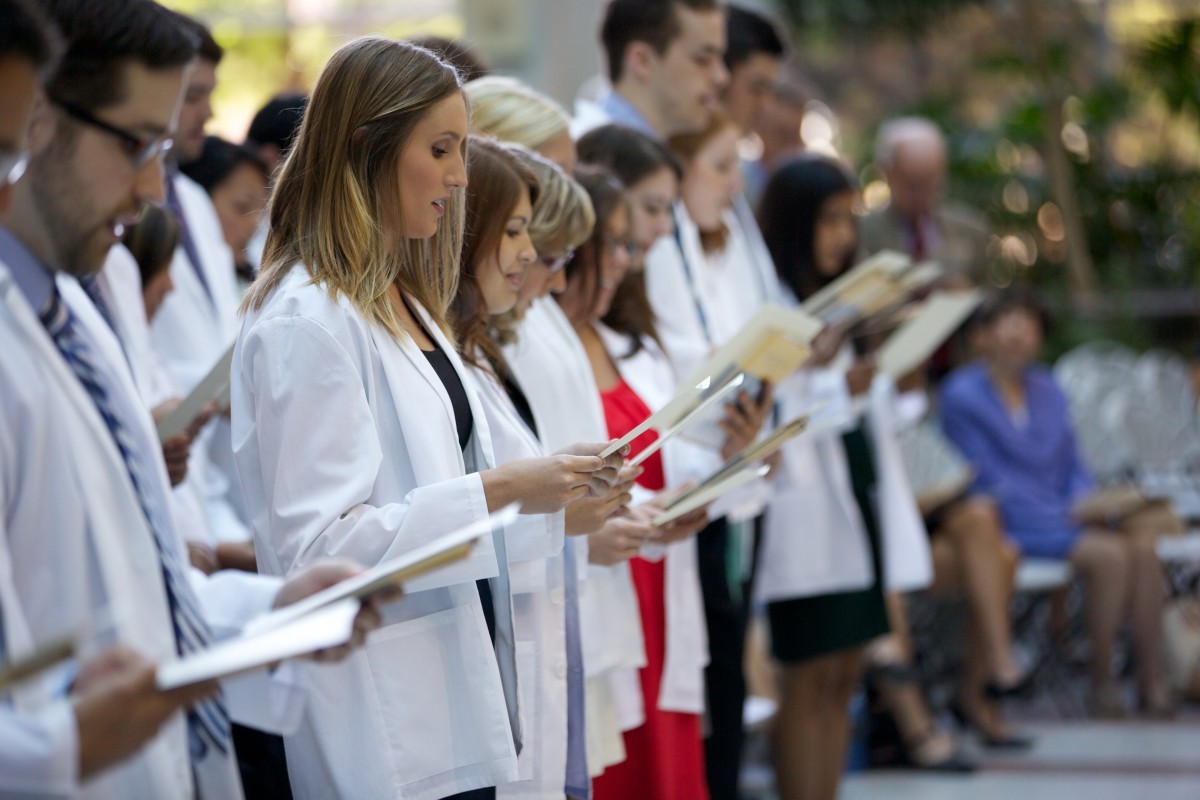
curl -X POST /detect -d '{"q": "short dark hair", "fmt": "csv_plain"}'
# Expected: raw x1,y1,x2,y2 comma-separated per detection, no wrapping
176,13,223,64
973,286,1054,337
576,124,682,186
408,35,489,83
724,4,784,71
601,0,722,83
245,93,308,153
123,203,179,288
181,135,269,194
41,0,197,112
0,0,63,77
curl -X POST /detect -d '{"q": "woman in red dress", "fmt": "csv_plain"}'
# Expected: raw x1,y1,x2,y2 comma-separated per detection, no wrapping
558,165,711,800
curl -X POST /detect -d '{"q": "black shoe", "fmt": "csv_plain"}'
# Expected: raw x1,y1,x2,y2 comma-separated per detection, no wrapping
950,701,1035,750
984,669,1036,701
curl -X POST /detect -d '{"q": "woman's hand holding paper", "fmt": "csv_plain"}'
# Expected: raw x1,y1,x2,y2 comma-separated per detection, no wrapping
587,513,659,566
719,383,774,461
565,464,641,536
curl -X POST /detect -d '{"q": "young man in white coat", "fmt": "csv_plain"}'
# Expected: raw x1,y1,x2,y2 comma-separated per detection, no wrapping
147,16,253,554
584,3,776,797
0,1,382,795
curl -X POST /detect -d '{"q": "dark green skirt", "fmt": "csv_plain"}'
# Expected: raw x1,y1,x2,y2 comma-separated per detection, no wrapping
767,425,891,663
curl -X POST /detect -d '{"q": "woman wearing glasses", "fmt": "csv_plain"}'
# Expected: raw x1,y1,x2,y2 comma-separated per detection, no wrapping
232,39,621,799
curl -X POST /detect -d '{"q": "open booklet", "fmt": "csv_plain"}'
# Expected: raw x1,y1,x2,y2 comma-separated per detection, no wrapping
1071,485,1164,526
156,341,236,442
801,250,943,328
876,290,983,379
599,374,744,459
0,636,75,693
674,304,823,451
156,505,519,689
651,414,811,525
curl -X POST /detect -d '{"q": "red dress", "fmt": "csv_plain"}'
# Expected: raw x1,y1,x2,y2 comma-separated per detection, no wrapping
592,378,709,800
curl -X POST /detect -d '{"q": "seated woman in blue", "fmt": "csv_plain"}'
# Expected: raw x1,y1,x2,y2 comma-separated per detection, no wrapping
939,289,1173,718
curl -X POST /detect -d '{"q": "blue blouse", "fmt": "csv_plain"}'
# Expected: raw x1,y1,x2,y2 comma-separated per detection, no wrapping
939,362,1094,558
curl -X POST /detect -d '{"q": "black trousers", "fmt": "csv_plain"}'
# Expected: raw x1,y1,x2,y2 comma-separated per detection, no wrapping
696,517,757,800
442,789,496,799
232,724,293,800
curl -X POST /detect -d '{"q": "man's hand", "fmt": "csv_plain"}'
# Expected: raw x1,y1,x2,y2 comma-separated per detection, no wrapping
273,560,400,662
73,645,218,779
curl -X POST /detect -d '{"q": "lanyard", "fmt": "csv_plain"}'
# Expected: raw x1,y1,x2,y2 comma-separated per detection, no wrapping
671,205,716,346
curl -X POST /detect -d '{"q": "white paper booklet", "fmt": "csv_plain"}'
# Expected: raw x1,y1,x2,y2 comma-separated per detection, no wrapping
156,599,359,690
653,465,771,526
876,290,983,379
242,505,519,638
156,341,235,441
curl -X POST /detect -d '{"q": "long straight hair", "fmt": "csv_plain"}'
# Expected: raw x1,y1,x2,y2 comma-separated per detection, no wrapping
757,154,858,302
244,37,466,340
452,137,540,376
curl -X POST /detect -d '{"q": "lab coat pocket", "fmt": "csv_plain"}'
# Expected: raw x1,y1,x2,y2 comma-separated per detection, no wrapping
363,604,511,785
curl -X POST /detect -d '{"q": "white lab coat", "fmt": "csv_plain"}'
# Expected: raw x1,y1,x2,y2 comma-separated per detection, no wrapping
0,457,77,798
463,357,572,800
232,265,518,800
596,325,710,716
642,205,778,522
150,172,250,543
99,245,214,549
0,259,292,799
756,340,933,602
504,297,645,774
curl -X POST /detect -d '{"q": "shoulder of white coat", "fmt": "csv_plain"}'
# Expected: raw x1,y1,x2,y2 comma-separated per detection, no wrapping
241,266,373,357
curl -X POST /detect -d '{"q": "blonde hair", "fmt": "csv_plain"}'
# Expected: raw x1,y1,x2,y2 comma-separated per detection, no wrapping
244,37,466,340
464,76,569,152
518,149,595,257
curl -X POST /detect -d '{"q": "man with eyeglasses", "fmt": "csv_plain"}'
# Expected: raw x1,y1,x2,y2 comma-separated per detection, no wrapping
0,1,384,796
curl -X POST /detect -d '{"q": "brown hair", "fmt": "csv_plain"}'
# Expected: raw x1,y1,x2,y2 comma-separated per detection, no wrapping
243,37,466,341
452,137,540,377
668,110,737,253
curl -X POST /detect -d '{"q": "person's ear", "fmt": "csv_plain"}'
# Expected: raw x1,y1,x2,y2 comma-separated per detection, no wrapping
625,42,658,84
26,91,57,158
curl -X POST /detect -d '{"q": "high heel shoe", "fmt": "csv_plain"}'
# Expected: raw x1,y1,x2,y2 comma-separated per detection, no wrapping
950,701,1035,750
984,668,1036,701
899,726,977,773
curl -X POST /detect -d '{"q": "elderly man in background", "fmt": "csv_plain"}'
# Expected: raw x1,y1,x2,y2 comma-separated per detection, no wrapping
860,116,990,287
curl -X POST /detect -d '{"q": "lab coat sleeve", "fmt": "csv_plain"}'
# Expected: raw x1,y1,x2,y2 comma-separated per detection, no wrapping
238,316,489,578
0,701,78,798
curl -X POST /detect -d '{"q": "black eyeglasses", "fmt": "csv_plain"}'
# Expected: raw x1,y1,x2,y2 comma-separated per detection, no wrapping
51,96,173,168
538,249,573,273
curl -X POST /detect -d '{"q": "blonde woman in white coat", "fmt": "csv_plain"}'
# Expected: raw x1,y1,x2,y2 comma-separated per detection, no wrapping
233,40,621,800
467,79,654,779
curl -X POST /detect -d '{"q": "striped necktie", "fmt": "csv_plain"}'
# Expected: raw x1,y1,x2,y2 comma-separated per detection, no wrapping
39,286,231,759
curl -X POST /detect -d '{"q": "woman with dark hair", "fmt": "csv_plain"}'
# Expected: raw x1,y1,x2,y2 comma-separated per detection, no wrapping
181,135,269,286
452,138,618,800
757,154,956,799
122,204,180,323
561,166,712,800
942,288,1177,718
